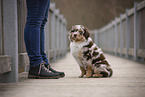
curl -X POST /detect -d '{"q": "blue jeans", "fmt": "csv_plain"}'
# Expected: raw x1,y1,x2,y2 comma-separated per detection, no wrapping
24,0,50,68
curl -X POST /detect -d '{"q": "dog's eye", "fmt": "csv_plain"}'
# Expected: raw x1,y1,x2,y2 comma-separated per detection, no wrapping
71,29,78,32
79,31,83,34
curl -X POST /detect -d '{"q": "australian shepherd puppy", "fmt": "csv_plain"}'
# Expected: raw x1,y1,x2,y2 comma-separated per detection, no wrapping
69,25,113,78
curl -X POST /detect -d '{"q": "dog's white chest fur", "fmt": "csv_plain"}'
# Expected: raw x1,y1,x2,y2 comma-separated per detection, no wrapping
70,38,92,54
70,38,92,67
70,42,85,54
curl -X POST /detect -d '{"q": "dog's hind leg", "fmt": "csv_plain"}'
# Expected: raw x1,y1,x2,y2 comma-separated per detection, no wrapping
93,68,103,78
100,66,113,77
107,67,113,77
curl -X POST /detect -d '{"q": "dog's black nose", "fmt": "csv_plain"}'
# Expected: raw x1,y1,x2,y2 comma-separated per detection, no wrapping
74,34,77,37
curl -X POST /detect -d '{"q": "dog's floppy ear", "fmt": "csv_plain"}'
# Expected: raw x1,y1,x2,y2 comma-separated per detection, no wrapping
83,26,90,40
68,32,73,42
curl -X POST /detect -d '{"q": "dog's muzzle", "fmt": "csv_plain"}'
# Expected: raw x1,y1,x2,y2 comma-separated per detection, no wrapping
74,34,77,38
72,34,78,39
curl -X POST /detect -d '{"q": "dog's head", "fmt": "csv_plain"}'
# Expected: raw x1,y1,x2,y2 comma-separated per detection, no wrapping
69,25,90,42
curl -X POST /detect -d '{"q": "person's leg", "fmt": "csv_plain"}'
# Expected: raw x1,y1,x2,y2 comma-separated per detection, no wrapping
40,0,50,65
24,0,49,68
24,0,60,79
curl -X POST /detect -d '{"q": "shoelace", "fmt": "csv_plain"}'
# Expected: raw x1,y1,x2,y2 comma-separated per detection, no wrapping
42,64,52,73
38,62,52,75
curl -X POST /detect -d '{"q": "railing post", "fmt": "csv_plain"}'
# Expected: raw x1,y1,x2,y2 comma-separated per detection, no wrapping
58,15,61,57
120,15,123,57
114,18,118,56
108,24,112,53
0,0,3,55
125,9,130,58
63,19,67,55
55,9,60,59
0,0,18,82
110,23,114,53
50,3,56,61
45,12,50,61
94,30,98,45
62,18,65,55
112,21,116,54
134,2,139,60
60,15,63,57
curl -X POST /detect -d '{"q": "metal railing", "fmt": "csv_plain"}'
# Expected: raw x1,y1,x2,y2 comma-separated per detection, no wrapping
17,1,67,60
0,0,67,82
0,0,3,55
94,1,145,62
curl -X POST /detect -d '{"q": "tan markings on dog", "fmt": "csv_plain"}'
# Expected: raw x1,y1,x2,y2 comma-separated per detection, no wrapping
93,74,103,78
85,66,92,78
79,66,86,78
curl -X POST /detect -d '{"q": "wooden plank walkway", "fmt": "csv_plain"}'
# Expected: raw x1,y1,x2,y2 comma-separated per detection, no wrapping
0,53,145,97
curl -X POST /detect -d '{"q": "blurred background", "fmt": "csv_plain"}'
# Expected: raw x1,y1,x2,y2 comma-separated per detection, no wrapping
51,0,143,30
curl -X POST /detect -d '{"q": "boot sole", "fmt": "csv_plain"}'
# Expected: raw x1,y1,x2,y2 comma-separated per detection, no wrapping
60,74,65,77
28,75,60,79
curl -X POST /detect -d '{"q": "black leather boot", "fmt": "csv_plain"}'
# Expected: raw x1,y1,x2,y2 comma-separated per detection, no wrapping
49,66,65,77
45,65,65,77
28,62,60,79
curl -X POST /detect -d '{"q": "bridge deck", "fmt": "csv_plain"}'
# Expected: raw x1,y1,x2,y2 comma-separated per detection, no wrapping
0,53,145,97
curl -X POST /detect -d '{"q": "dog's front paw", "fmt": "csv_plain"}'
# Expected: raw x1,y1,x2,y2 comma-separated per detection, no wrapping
84,74,92,78
92,74,102,78
79,75,84,78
